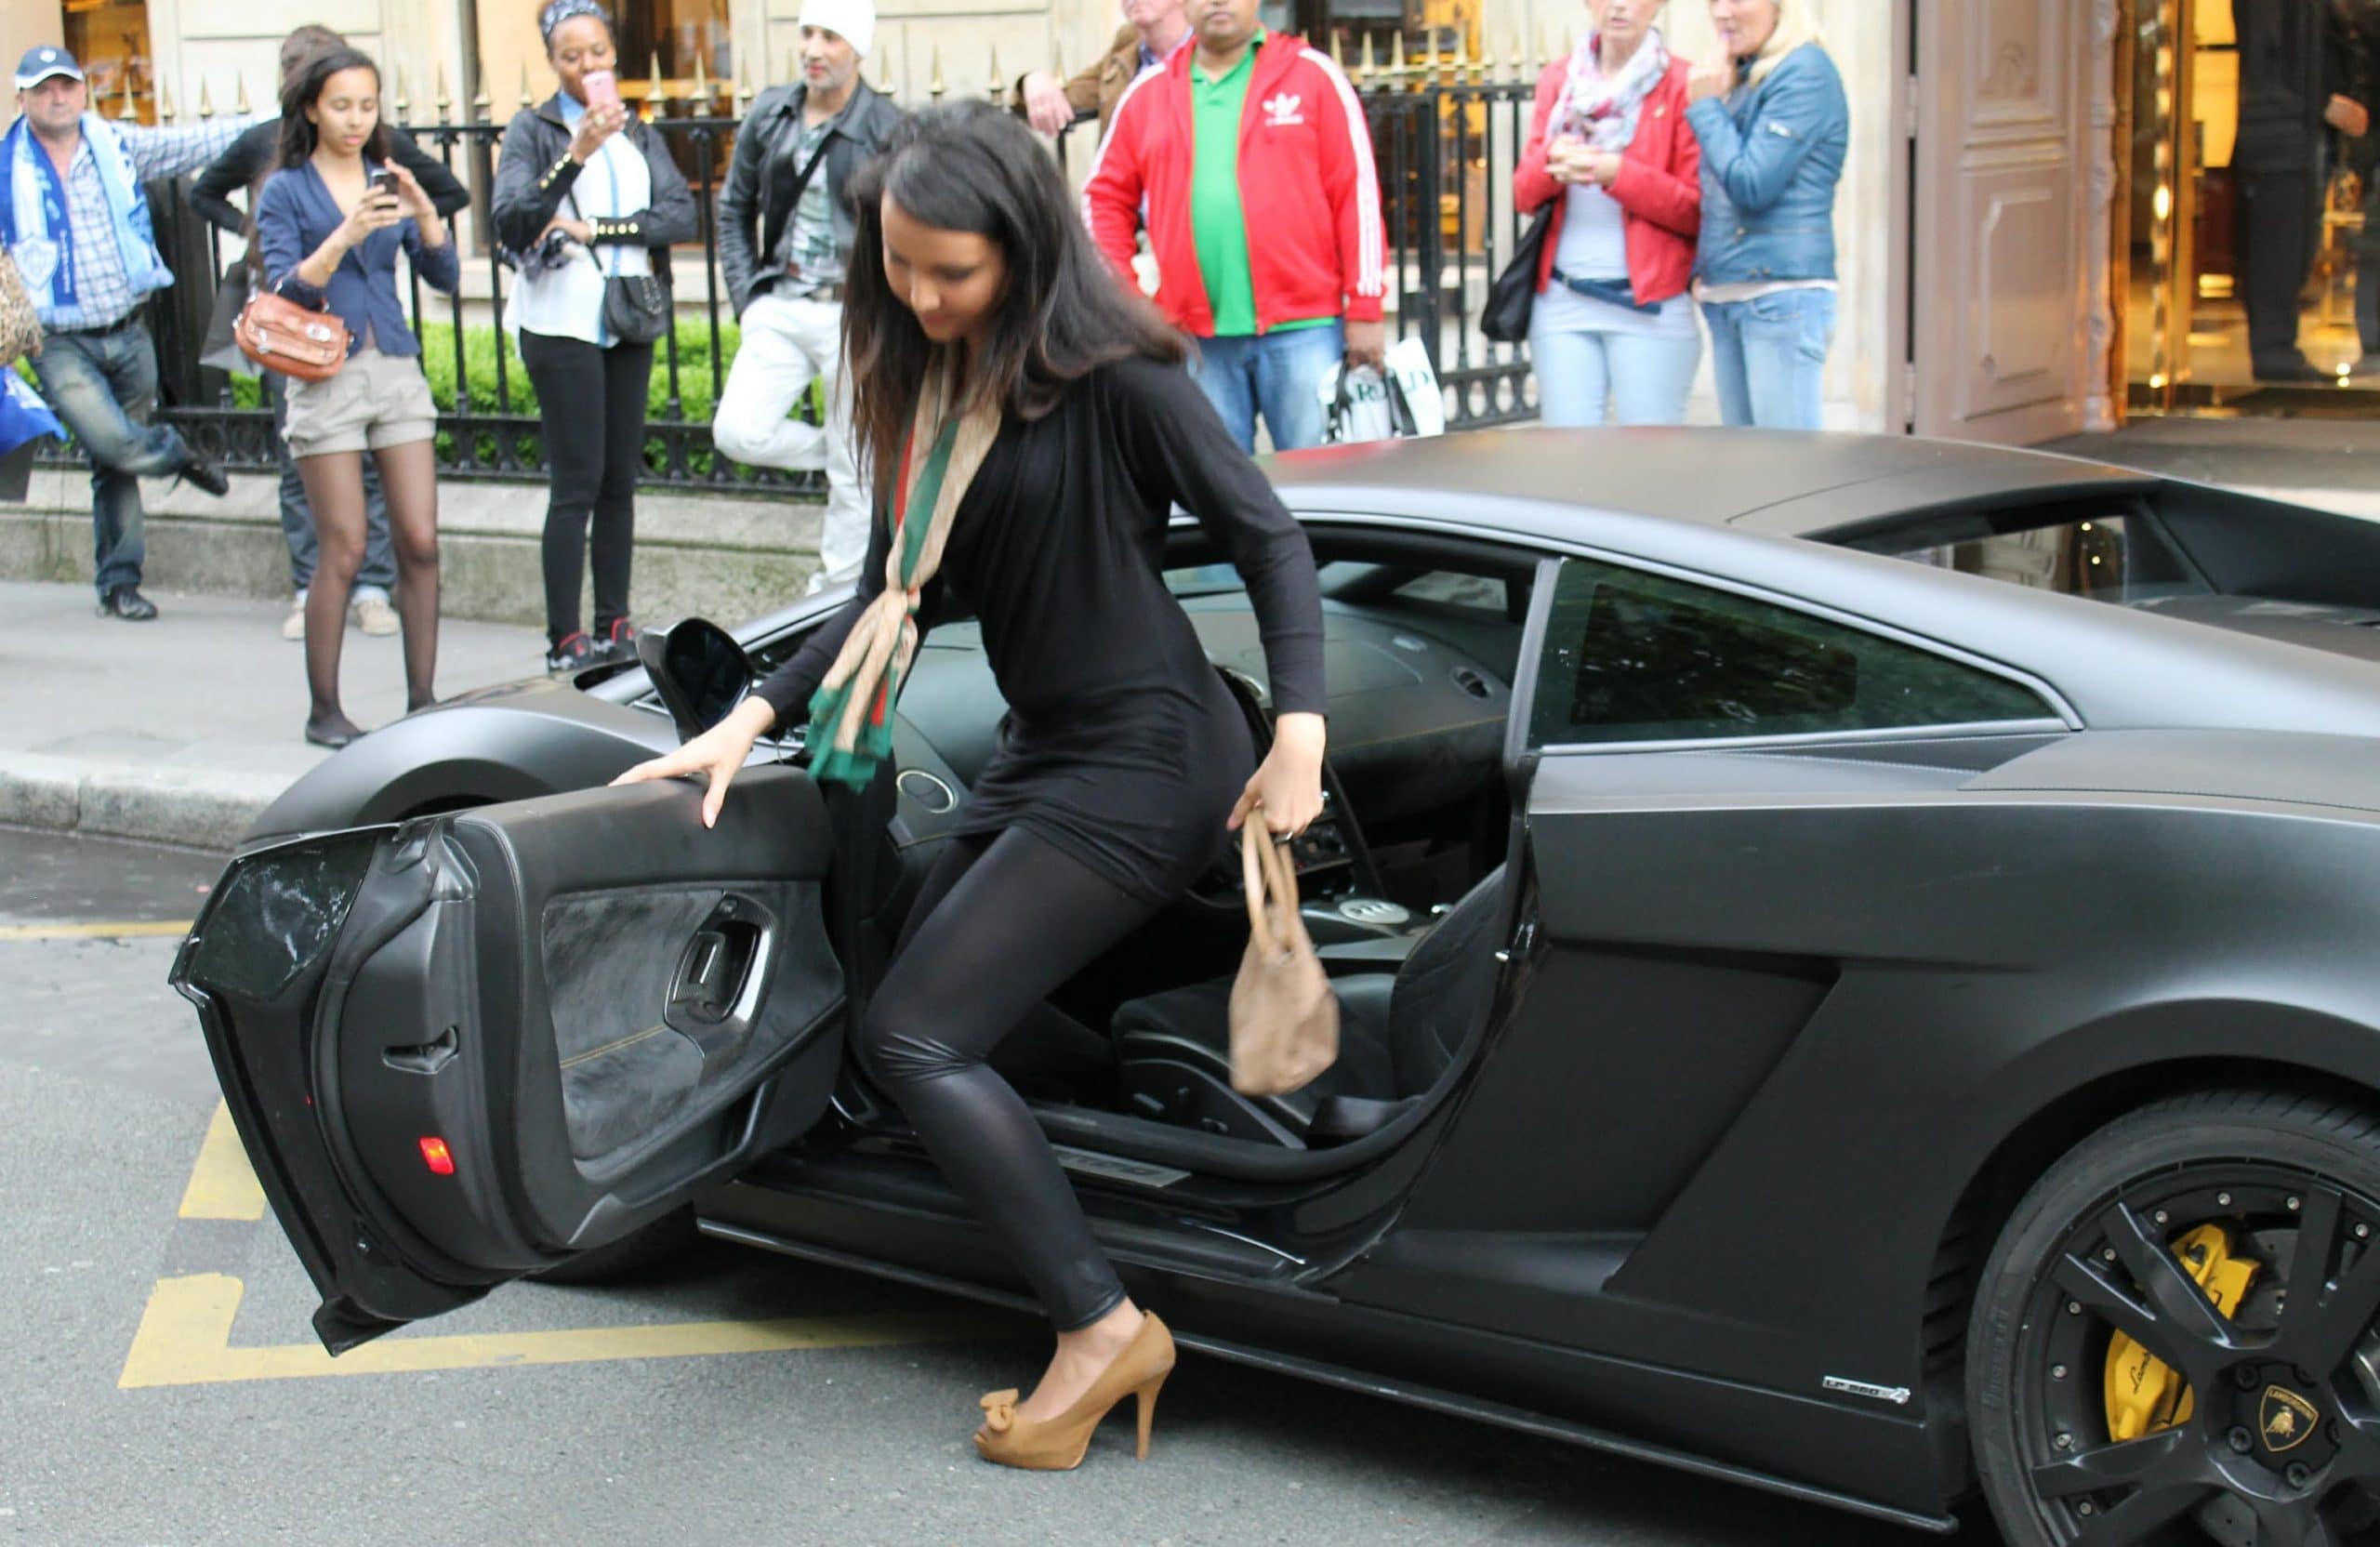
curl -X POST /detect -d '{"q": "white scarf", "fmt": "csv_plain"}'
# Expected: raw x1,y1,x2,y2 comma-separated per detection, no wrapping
1551,28,1672,152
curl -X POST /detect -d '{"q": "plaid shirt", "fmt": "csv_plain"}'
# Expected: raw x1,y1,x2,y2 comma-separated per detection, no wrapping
44,114,255,331
768,118,843,294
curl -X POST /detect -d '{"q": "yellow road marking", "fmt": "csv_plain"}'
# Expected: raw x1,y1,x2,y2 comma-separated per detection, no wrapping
119,1273,1003,1389
0,919,192,940
178,1102,267,1222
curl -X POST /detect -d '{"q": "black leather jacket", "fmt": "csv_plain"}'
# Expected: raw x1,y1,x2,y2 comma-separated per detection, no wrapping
718,80,903,317
490,94,697,261
2236,0,2368,174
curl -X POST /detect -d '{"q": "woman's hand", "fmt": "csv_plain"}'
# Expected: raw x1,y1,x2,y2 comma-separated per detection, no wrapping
610,696,778,828
1686,60,1733,104
1228,711,1327,837
543,217,596,245
1547,134,1589,183
1579,150,1623,187
333,186,403,252
385,162,437,222
569,101,629,164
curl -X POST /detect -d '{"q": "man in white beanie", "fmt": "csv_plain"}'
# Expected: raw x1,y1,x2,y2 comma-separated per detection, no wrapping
714,0,901,592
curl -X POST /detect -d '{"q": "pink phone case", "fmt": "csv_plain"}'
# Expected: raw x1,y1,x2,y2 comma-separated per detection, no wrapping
583,70,620,110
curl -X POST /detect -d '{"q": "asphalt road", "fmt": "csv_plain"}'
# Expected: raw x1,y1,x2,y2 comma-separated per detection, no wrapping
0,826,1985,1546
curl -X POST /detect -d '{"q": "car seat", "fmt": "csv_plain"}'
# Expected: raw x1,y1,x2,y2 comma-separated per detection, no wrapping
1111,865,1509,1146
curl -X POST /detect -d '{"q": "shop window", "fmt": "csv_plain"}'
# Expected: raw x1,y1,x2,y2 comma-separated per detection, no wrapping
64,0,155,123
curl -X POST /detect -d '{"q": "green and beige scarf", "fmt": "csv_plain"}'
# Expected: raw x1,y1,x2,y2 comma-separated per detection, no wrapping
804,350,1002,790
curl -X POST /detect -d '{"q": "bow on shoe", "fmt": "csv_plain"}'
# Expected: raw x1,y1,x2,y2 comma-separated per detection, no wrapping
977,1389,1020,1435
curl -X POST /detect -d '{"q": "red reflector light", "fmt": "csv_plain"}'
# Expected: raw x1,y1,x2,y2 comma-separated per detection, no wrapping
418,1136,456,1176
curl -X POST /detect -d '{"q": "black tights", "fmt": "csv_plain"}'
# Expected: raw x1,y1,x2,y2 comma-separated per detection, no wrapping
521,331,651,646
857,826,1158,1330
296,440,440,735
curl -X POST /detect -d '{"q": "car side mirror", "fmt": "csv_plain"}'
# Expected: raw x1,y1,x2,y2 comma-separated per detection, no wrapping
638,618,756,745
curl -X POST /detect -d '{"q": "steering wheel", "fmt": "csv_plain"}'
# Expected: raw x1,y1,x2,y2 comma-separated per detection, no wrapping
1182,668,1375,915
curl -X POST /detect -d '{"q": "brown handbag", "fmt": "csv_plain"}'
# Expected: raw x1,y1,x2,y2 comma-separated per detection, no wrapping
0,246,43,364
1227,812,1340,1097
235,286,350,381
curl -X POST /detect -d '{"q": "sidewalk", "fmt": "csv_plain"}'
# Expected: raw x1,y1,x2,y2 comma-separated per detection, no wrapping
0,580,547,851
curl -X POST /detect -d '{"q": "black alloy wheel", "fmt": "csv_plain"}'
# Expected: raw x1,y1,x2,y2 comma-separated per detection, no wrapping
1970,1091,2380,1547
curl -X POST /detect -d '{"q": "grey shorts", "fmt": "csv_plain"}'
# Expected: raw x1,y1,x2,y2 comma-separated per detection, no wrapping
281,346,439,457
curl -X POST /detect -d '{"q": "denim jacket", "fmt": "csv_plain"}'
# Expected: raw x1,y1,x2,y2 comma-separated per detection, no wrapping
1685,44,1848,286
256,162,460,358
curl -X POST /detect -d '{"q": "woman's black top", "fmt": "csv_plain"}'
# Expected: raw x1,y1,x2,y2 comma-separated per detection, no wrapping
756,355,1327,903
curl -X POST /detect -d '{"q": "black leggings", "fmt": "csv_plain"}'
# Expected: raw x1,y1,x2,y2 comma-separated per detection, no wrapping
520,329,652,646
857,826,1160,1330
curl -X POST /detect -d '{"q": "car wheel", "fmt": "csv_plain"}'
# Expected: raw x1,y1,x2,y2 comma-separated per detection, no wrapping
527,1206,700,1286
1969,1090,2380,1546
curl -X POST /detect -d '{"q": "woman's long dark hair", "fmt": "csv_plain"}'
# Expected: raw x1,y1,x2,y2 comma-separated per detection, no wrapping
277,46,390,170
843,102,1184,496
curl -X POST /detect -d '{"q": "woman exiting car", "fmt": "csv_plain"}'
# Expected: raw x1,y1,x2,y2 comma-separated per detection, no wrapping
615,103,1329,1469
1514,0,1702,427
1684,0,1848,430
495,0,695,673
255,46,458,747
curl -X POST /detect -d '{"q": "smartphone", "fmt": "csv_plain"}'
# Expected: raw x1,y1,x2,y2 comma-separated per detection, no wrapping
369,168,401,203
582,70,620,112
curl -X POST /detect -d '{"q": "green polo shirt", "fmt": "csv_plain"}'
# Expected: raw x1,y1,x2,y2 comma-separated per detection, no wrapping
1189,30,1332,337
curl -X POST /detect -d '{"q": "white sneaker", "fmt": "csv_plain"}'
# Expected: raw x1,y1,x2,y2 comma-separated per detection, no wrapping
352,594,399,636
281,598,307,641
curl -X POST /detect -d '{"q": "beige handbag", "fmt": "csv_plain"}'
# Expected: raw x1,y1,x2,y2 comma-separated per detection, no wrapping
1227,812,1340,1097
0,246,43,364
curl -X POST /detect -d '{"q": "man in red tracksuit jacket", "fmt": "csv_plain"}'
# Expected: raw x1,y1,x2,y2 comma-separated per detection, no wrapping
1081,0,1387,452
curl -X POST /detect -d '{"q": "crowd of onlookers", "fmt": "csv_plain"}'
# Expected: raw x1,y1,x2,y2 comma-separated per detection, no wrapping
0,0,1844,743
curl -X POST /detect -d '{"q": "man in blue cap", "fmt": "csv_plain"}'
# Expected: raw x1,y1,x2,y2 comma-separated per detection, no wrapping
4,45,257,619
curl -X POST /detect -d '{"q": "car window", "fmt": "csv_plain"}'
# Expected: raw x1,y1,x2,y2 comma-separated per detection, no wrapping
1849,510,2206,605
1527,558,2054,747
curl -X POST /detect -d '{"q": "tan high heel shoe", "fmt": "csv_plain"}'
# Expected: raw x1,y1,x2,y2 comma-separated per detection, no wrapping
972,1312,1176,1471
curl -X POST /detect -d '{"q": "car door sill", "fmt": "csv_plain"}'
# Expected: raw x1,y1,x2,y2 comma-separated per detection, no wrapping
695,1217,1954,1537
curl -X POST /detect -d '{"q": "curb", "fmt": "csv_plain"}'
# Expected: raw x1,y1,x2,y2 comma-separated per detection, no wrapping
0,751,278,853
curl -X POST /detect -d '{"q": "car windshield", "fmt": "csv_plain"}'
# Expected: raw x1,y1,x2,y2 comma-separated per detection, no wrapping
1847,509,2212,606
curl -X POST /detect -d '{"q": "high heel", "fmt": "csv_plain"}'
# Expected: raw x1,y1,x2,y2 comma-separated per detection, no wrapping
972,1312,1176,1471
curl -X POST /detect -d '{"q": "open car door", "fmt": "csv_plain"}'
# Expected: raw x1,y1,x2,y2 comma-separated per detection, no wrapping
170,766,844,1355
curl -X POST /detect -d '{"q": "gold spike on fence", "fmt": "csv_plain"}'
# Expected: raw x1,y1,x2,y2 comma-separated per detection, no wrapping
519,60,534,110
1387,32,1407,86
1356,33,1376,86
393,65,410,118
158,77,176,123
1509,30,1526,83
650,53,665,112
737,73,755,112
930,45,945,102
692,54,711,115
877,47,895,97
197,77,214,118
116,72,138,121
234,71,250,114
471,66,491,122
434,61,452,123
987,46,1003,109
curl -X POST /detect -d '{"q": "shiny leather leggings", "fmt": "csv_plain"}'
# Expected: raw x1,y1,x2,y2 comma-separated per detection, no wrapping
855,826,1157,1330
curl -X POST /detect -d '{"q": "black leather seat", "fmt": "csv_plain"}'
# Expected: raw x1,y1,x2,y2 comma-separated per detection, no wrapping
1113,866,1508,1146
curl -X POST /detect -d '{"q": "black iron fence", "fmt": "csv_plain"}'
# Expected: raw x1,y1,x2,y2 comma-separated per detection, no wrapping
128,75,1542,493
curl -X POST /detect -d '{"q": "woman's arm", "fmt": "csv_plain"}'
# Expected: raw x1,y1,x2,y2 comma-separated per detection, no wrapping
585,125,698,248
1513,66,1566,216
1116,359,1326,719
490,114,579,254
402,217,461,295
190,122,271,235
753,501,892,727
1608,77,1702,236
1685,49,1843,216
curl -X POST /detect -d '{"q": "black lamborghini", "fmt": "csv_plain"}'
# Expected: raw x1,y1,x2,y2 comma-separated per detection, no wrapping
175,429,2380,1545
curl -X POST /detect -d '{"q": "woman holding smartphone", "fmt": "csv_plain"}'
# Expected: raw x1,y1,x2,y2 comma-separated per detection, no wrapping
493,0,695,672
255,45,459,747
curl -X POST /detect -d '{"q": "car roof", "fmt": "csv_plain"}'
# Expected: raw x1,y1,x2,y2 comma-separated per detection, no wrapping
1262,427,2157,539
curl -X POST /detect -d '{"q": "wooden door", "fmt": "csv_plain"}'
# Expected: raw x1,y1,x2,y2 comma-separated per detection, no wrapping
1911,0,2096,442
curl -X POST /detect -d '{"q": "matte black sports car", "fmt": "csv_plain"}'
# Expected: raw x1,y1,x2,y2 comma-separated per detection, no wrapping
178,430,2380,1545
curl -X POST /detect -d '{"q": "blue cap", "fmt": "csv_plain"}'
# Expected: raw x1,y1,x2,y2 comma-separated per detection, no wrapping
14,46,85,90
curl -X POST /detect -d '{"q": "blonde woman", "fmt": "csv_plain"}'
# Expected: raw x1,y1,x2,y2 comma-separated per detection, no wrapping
1683,0,1846,429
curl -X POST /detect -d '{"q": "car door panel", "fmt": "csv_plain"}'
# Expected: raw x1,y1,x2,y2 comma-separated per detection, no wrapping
174,765,842,1354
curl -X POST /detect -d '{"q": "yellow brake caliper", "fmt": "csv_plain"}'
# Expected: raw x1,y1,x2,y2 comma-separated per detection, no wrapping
2103,1222,2258,1442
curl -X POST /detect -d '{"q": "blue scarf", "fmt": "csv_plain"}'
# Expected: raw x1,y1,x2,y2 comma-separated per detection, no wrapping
0,112,171,325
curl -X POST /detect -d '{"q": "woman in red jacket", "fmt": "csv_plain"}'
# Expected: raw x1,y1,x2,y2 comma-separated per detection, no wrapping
1513,0,1702,425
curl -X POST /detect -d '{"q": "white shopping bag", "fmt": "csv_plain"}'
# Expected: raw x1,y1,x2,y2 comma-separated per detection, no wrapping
1318,336,1448,445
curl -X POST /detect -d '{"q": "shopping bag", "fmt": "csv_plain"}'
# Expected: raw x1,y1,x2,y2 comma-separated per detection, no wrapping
1317,335,1447,445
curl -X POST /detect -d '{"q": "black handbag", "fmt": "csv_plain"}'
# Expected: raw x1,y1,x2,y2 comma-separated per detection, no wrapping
1480,205,1555,345
602,271,671,345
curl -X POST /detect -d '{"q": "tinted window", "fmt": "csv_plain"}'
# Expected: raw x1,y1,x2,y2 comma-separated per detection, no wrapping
1528,559,2053,746
1854,511,2204,604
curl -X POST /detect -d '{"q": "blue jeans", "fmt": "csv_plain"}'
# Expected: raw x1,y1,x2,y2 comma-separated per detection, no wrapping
1528,323,1702,427
1188,321,1345,454
30,321,192,597
269,374,394,596
1701,289,1835,430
